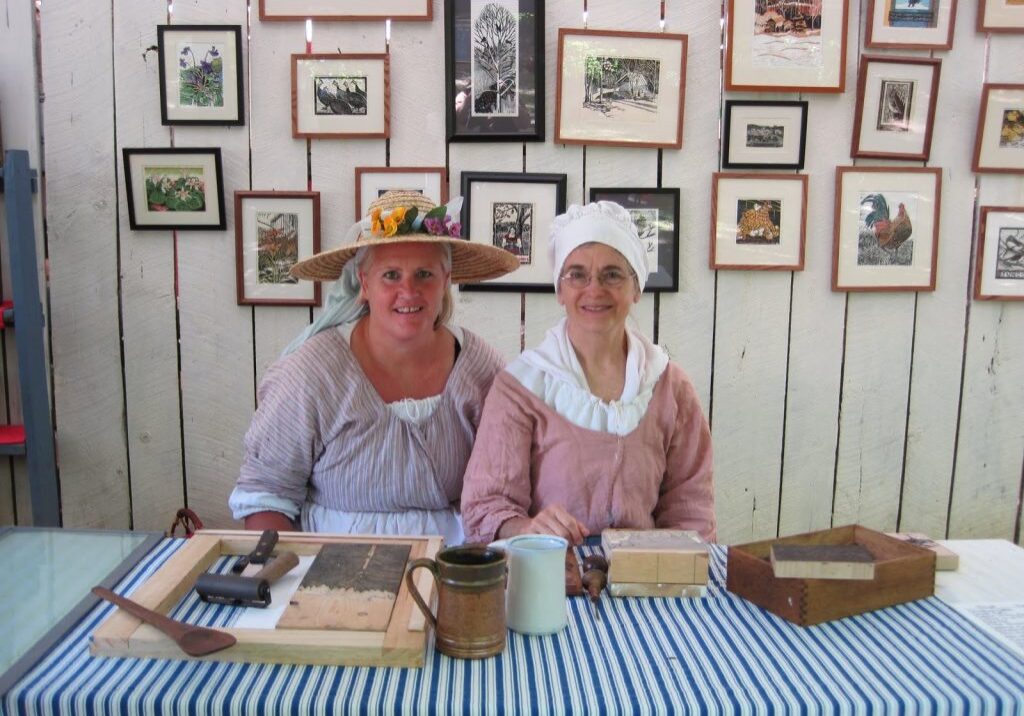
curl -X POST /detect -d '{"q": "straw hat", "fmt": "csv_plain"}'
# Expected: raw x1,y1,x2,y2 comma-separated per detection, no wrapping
290,190,520,283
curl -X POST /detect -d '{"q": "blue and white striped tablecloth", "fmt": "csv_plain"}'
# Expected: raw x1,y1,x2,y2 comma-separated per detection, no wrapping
4,540,1023,715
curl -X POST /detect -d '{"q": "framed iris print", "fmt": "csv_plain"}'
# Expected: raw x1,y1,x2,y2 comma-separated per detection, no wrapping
710,173,808,271
444,0,544,142
973,83,1024,173
977,0,1024,32
259,0,431,21
291,54,389,139
726,0,849,92
851,56,941,161
588,188,680,292
354,167,447,218
459,171,567,292
157,25,244,125
723,100,808,169
122,147,225,231
974,207,1024,300
865,0,957,49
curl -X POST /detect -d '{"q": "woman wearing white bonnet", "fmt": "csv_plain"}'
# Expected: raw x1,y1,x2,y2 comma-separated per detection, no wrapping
461,201,716,544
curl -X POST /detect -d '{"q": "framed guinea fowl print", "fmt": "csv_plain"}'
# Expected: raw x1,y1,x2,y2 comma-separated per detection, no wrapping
291,54,389,139
832,166,942,292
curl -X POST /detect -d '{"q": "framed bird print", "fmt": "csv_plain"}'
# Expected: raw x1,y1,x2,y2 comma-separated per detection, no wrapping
710,173,808,271
972,83,1024,173
589,187,681,291
291,53,389,139
832,166,942,291
865,0,957,49
974,206,1024,300
851,55,941,161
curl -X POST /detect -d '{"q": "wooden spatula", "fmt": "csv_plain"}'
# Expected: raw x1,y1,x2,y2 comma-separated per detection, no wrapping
92,586,237,657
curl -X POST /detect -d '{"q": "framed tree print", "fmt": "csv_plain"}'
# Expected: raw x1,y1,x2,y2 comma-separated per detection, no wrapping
235,191,322,306
589,188,680,291
710,173,808,271
157,25,244,125
973,83,1024,173
459,171,567,292
851,56,941,161
974,207,1024,300
444,0,544,142
832,166,942,291
977,0,1024,32
291,54,389,139
259,0,431,21
865,0,957,49
555,28,687,149
354,167,447,218
723,100,808,169
726,0,849,92
122,147,225,231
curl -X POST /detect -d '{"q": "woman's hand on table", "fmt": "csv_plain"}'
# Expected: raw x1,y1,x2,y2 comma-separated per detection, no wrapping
499,506,589,545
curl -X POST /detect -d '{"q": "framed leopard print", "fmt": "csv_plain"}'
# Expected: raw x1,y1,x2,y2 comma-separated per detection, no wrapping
710,173,808,271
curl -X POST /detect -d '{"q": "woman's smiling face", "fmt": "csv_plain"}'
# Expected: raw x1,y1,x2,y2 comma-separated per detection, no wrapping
557,243,640,335
359,243,450,341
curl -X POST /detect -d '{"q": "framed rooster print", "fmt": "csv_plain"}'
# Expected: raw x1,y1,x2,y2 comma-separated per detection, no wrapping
851,55,941,161
974,206,1024,300
832,166,942,292
710,173,808,271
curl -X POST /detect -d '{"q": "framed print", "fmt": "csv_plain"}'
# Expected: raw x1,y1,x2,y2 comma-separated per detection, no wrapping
726,0,849,92
710,173,808,271
832,166,942,292
851,56,941,161
235,191,322,306
259,0,431,21
157,25,244,125
974,207,1024,300
972,83,1024,173
588,188,680,291
723,100,808,169
354,167,447,218
122,147,225,231
459,171,567,292
865,0,957,49
555,28,687,149
445,0,544,142
291,54,389,139
978,0,1024,32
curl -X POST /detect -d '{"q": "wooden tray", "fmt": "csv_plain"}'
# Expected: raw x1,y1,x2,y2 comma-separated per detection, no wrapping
90,529,442,667
726,524,935,626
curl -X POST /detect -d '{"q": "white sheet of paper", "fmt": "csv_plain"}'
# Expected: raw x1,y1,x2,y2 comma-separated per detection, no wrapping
232,555,315,630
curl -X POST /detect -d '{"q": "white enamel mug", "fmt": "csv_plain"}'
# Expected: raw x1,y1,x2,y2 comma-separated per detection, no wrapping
489,534,568,636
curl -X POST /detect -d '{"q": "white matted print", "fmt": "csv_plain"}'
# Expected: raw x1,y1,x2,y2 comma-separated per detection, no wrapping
866,0,957,49
711,173,807,271
260,0,431,21
975,207,1024,300
723,100,807,169
354,167,447,218
122,147,225,231
973,83,1024,173
978,0,1024,31
852,56,940,161
292,54,389,138
157,25,244,125
833,167,941,291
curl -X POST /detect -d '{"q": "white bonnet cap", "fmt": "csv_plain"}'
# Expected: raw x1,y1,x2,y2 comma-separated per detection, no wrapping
548,201,649,292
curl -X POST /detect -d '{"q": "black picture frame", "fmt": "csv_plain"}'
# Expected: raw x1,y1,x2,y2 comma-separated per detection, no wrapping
444,0,544,142
460,171,567,291
589,188,680,292
722,100,808,170
157,25,244,126
122,147,226,231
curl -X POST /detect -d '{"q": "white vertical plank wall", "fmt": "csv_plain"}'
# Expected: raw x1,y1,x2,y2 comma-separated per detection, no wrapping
2,0,1020,544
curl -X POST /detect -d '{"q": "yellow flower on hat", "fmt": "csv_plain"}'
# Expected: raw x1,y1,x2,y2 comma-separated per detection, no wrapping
382,215,399,237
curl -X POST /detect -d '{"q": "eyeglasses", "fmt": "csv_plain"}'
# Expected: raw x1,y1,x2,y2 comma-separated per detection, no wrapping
558,267,636,290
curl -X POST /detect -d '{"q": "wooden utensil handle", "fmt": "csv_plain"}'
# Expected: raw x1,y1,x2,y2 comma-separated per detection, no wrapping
92,586,189,640
252,551,299,584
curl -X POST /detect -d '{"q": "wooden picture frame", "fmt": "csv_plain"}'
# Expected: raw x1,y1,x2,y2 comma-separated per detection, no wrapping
90,530,441,666
974,206,1024,301
122,147,225,231
977,0,1024,32
589,187,680,292
354,167,448,218
235,191,322,306
259,0,431,21
291,54,389,139
865,0,957,49
710,173,808,271
832,166,942,292
555,28,687,149
972,83,1024,173
459,171,567,292
726,0,849,93
851,55,941,161
723,100,808,170
157,25,244,126
445,0,544,142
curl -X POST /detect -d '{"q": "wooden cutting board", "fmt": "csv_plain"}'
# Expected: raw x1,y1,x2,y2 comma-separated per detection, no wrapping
278,542,411,631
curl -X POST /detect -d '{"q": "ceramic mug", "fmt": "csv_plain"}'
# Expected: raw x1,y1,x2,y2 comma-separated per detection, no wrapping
405,544,507,659
490,534,568,635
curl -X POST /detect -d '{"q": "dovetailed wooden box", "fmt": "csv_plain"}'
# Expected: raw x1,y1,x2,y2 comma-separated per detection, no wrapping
726,525,935,626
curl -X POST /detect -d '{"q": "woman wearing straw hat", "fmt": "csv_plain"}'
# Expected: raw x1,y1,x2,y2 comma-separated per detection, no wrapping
461,201,716,544
229,191,519,543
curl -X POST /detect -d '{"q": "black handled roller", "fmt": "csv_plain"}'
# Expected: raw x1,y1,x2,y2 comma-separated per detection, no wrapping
195,551,299,608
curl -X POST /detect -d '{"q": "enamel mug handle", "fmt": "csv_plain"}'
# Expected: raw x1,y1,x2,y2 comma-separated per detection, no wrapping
405,558,439,630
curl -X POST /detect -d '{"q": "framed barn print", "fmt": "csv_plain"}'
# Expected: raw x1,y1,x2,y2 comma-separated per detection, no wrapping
122,147,225,231
851,56,941,161
445,0,544,142
157,25,244,125
726,0,849,92
589,187,680,291
259,0,431,21
978,0,1024,32
235,191,322,306
459,171,567,292
974,207,1024,300
354,167,447,218
832,166,942,291
723,100,808,169
710,173,807,271
865,0,957,49
291,54,389,139
972,83,1024,173
555,28,687,149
